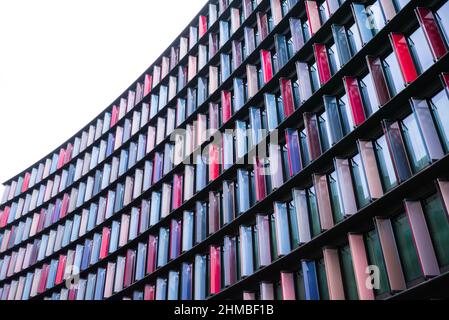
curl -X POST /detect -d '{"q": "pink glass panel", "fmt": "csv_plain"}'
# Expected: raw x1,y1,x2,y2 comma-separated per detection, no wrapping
280,272,296,300
366,56,391,106
305,0,321,35
358,140,384,199
323,248,345,300
334,158,358,216
210,245,221,294
404,200,440,278
313,174,335,230
348,234,375,300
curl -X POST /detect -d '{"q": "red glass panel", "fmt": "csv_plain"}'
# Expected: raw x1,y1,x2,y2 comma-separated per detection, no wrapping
172,174,183,210
261,50,274,83
253,157,267,201
55,255,67,285
21,172,31,193
0,206,9,227
416,7,448,60
313,44,332,85
210,245,221,294
280,78,295,117
38,264,50,294
111,105,119,127
390,33,419,84
199,15,208,38
68,288,76,300
144,74,152,96
144,285,155,300
100,227,111,260
221,91,232,123
209,143,220,181
344,77,366,126
146,235,158,275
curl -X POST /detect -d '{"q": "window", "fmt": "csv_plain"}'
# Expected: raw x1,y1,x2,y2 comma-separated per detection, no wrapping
318,0,330,24
337,94,355,135
299,129,311,167
392,213,423,283
309,62,321,92
360,74,380,117
365,230,390,296
288,201,301,249
430,90,449,152
422,194,449,268
382,52,405,96
350,154,371,208
296,269,307,300
393,0,410,11
367,1,386,31
408,27,434,73
339,245,359,300
400,114,430,173
374,136,398,192
347,23,363,55
328,43,341,74
318,112,332,152
307,187,321,238
316,257,330,300
436,1,449,44
328,171,345,223
302,19,312,42
352,1,384,44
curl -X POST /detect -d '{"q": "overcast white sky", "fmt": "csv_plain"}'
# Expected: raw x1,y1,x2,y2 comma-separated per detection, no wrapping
0,0,207,193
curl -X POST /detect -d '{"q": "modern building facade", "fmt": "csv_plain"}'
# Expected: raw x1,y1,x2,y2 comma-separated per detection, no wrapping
1,0,449,301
